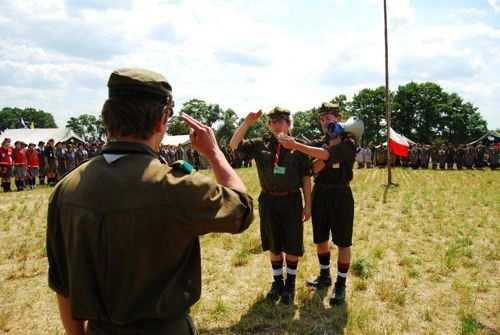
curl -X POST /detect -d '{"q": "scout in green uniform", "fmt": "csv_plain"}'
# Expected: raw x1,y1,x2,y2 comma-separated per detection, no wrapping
278,102,359,306
488,144,499,170
455,145,465,170
430,145,439,169
46,68,254,335
229,107,312,305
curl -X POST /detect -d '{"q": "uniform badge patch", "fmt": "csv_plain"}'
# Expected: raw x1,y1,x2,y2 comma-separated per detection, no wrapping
273,166,286,175
170,160,193,174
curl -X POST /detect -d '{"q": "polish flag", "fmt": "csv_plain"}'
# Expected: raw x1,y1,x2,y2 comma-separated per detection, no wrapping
389,127,409,157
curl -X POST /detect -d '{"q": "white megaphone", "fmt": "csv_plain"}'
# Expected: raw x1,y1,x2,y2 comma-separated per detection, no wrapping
340,116,364,141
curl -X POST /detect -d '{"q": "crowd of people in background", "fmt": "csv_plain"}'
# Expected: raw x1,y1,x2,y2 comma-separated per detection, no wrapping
0,137,104,192
2,136,498,193
220,146,253,169
159,145,201,170
356,142,500,170
160,145,253,169
0,137,209,192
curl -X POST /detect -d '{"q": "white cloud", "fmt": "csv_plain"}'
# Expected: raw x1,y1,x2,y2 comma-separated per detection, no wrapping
488,0,500,12
367,0,416,25
456,7,487,17
0,0,499,129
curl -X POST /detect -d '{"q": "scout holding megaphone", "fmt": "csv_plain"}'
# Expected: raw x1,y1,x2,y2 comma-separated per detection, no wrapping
278,102,364,306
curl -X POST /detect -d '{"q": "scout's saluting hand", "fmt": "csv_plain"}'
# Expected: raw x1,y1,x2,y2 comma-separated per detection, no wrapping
181,113,220,157
245,109,263,125
181,112,247,193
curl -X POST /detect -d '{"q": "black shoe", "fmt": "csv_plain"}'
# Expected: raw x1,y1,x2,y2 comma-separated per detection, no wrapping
329,283,346,306
281,279,295,305
306,274,332,289
266,279,284,302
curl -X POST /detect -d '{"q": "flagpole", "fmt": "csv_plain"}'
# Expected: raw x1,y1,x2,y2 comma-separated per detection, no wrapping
384,0,393,186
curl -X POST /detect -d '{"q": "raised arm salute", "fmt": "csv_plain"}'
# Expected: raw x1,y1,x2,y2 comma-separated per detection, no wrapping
229,109,262,150
230,107,312,305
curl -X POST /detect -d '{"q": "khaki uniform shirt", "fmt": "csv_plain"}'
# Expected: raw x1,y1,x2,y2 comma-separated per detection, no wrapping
47,141,253,328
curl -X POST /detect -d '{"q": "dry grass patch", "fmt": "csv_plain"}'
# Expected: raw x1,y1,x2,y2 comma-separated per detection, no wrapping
0,167,499,334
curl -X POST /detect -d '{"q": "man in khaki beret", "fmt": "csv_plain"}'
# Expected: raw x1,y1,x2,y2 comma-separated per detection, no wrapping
46,68,254,334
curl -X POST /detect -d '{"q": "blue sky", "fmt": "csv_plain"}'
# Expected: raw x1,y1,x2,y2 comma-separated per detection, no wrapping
0,0,499,129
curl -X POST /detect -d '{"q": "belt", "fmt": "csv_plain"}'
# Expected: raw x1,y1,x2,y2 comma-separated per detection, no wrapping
261,188,300,196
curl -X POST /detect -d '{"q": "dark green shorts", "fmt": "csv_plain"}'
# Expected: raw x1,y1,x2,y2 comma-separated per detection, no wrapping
258,192,304,256
311,185,354,247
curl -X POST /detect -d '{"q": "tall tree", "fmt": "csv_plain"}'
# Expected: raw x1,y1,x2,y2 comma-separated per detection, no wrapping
291,108,322,141
167,99,228,136
179,99,222,127
66,114,104,142
351,87,387,145
392,82,487,144
0,107,57,131
167,114,189,135
331,94,353,118
216,108,238,145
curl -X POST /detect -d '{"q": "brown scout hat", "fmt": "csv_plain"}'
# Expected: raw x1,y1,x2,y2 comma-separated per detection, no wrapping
107,68,173,106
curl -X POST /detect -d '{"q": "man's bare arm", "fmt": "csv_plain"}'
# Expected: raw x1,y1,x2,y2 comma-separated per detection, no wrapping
278,136,330,161
229,110,262,151
302,176,312,222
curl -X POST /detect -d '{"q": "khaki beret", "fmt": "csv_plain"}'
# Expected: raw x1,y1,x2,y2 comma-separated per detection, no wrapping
107,68,172,103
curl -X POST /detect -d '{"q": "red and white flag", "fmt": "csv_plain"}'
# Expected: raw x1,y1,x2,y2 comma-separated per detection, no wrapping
389,127,409,157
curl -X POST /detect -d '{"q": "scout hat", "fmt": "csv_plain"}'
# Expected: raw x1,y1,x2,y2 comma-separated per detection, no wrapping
319,102,341,116
107,68,174,108
267,106,291,120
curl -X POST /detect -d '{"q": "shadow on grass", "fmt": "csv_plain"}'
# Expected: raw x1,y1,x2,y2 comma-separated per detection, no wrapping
382,182,398,204
199,287,348,335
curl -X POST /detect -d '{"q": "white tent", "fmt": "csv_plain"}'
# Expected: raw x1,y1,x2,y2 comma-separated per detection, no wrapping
0,128,84,144
161,134,190,146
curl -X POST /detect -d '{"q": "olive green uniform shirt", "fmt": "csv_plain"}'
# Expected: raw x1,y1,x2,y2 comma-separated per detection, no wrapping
46,142,253,328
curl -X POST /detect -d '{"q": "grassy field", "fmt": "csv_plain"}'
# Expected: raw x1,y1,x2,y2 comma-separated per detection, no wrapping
0,167,498,334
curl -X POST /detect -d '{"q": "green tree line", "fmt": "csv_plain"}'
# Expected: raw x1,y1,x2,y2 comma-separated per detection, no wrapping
1,82,489,145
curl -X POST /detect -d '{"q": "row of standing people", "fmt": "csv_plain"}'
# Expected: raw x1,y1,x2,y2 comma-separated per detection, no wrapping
356,143,499,170
159,145,201,170
0,138,103,192
221,146,253,168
